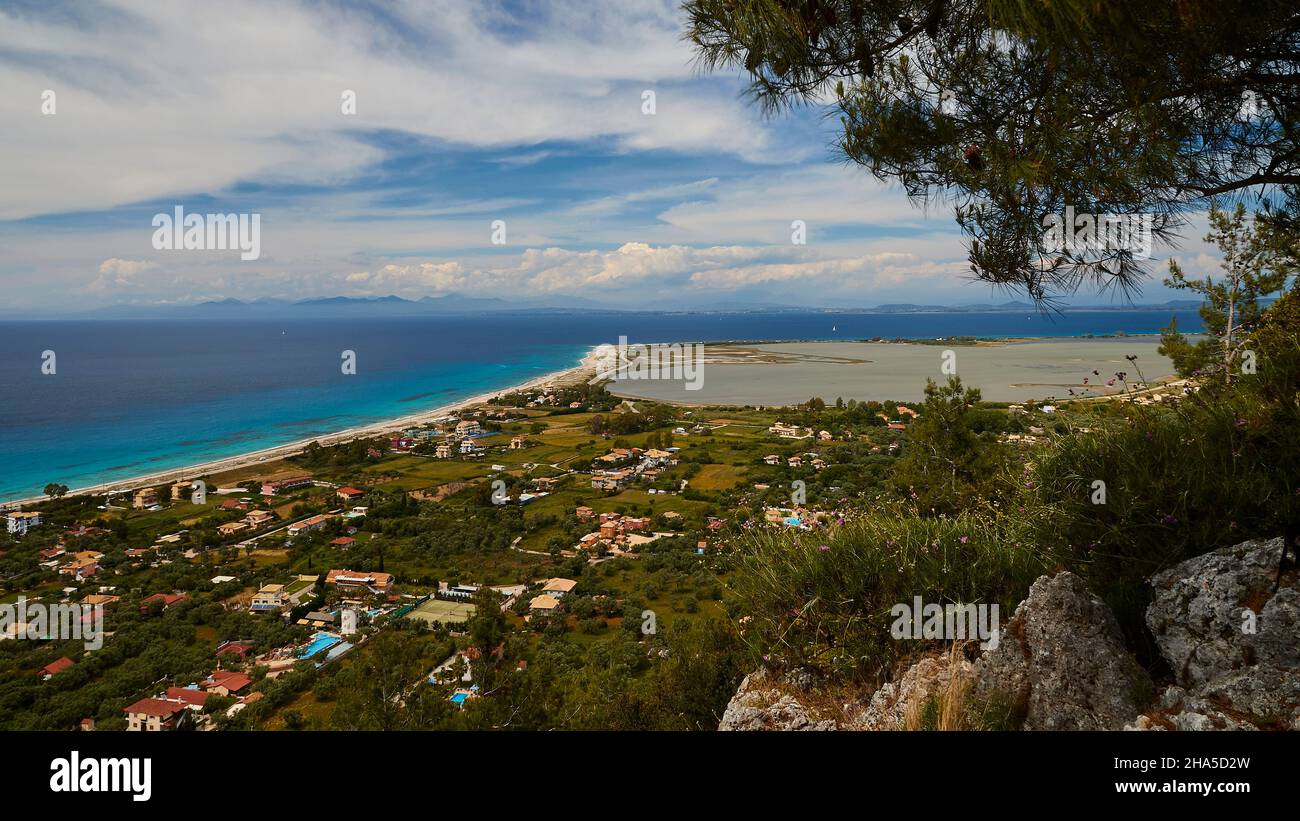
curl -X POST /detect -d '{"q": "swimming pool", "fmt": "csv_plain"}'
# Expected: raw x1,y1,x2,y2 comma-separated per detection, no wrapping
298,632,341,658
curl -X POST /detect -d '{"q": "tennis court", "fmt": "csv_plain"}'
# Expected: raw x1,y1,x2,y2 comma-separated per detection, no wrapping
405,597,476,626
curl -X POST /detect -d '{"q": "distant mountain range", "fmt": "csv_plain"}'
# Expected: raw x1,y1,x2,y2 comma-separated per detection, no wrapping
5,295,1213,320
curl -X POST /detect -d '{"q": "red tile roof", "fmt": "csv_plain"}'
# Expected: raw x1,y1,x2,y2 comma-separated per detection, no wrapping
40,657,75,677
123,697,187,718
142,592,186,607
206,670,252,693
165,687,209,707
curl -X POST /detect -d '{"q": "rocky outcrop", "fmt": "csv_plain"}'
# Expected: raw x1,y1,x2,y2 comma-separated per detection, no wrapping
1129,537,1299,730
720,538,1298,732
718,669,836,731
846,653,973,730
973,571,1152,730
722,572,1151,731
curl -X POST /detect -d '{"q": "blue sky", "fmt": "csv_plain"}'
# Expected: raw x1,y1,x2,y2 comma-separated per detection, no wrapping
0,0,1210,313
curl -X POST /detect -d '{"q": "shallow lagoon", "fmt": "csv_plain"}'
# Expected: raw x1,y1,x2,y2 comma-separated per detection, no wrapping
610,338,1177,405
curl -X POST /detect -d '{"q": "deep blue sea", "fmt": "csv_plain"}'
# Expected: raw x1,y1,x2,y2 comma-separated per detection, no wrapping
0,310,1201,501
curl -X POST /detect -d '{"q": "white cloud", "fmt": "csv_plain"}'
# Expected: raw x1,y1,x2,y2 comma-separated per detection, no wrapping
87,258,157,292
334,241,968,302
97,258,157,277
0,0,775,221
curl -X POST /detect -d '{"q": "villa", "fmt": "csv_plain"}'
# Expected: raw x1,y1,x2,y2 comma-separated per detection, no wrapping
132,487,160,509
325,568,393,596
5,511,43,535
260,476,313,496
123,697,190,731
249,584,287,613
336,486,365,502
591,468,633,491
140,592,186,613
642,448,674,466
529,594,561,616
204,670,252,697
287,514,331,538
59,551,103,581
769,422,811,439
40,657,75,680
244,509,276,527
217,521,249,537
542,578,577,598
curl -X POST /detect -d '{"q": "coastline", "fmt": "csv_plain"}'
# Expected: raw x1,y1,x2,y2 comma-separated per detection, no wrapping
1,332,1186,509
1,350,599,509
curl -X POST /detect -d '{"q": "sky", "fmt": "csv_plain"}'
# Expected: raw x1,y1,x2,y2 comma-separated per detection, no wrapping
0,0,1217,314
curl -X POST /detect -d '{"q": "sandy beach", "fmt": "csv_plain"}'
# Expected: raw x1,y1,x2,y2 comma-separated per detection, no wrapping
1,352,599,509
3,336,1179,509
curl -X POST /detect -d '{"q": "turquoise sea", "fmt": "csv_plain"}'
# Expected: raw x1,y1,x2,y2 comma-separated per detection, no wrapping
0,310,1202,502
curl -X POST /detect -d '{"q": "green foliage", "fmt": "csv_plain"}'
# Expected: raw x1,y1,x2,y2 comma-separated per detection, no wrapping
891,377,1009,515
1160,203,1297,379
685,0,1299,300
730,506,1053,681
1038,289,1300,659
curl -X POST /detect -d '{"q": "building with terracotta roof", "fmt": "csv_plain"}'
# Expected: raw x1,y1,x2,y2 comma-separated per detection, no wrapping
140,592,186,614
261,476,313,496
325,568,393,595
204,670,252,697
529,594,561,615
40,657,75,680
123,697,189,731
542,578,577,597
165,686,209,709
287,514,332,538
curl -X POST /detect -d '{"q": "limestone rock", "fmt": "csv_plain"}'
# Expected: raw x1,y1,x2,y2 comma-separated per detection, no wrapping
718,670,836,731
1140,538,1300,729
847,653,973,730
1146,537,1295,689
973,571,1152,730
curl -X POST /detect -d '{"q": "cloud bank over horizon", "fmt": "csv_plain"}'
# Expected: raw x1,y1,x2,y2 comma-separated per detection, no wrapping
0,0,1208,312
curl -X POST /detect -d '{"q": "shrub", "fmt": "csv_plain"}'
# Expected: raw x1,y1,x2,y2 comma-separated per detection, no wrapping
729,503,1055,682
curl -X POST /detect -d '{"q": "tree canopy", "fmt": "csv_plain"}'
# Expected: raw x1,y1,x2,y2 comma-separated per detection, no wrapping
685,0,1300,301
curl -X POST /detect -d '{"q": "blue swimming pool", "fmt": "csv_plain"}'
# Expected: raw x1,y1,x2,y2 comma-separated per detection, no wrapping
298,632,341,658
450,692,469,705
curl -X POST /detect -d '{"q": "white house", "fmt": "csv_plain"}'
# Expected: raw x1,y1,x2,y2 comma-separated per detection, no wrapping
5,511,43,535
